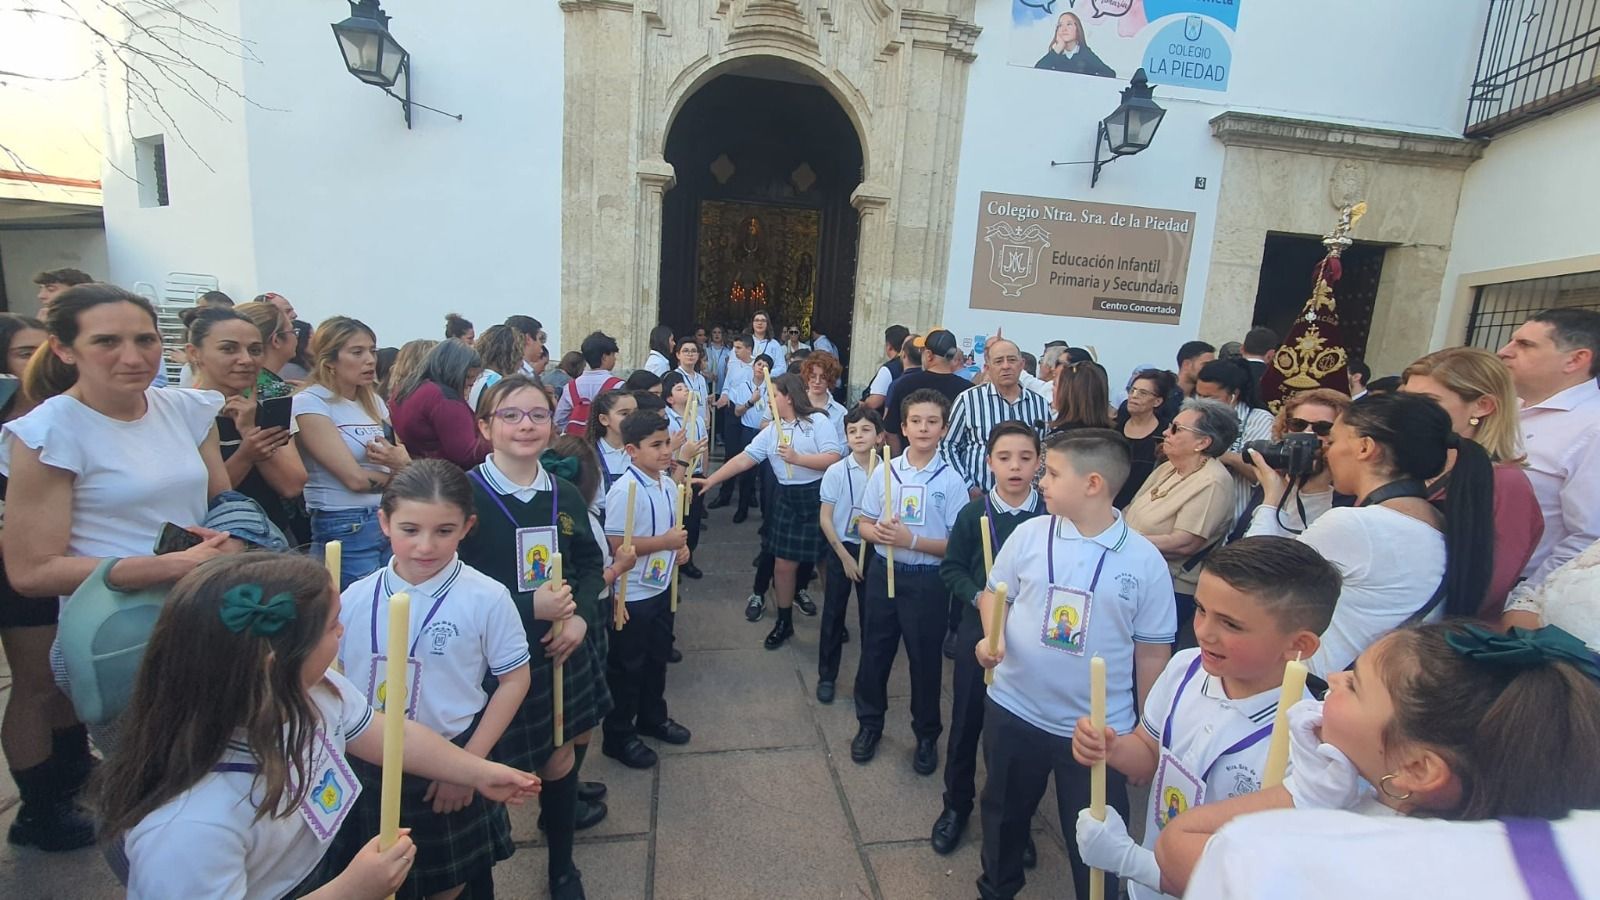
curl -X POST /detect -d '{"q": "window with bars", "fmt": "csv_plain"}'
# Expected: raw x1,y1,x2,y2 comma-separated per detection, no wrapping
1465,270,1600,350
1466,0,1600,136
135,134,170,207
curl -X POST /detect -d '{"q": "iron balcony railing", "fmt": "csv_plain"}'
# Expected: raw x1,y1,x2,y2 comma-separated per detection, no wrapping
1467,0,1600,136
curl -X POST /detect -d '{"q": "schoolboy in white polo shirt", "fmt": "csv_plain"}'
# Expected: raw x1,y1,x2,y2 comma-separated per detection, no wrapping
816,406,885,703
853,388,970,775
602,410,692,769
975,429,1175,900
1071,535,1339,900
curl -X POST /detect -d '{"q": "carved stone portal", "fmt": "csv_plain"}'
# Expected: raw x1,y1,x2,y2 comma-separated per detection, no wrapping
558,0,980,389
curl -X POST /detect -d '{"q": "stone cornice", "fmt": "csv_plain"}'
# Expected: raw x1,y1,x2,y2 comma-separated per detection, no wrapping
1210,112,1486,170
899,8,981,61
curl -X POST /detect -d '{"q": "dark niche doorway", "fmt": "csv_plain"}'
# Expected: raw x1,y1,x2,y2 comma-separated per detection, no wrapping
659,71,864,372
1252,233,1386,363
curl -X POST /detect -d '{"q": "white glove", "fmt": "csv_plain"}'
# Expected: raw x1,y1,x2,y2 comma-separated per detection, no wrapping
1074,806,1162,891
1282,698,1374,810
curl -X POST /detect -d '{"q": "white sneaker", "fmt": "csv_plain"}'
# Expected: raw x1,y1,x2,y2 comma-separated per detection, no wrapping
795,590,818,616
745,593,766,622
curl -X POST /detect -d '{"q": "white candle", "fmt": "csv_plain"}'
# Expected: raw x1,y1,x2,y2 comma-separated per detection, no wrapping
1262,656,1309,788
379,592,411,861
1089,655,1107,900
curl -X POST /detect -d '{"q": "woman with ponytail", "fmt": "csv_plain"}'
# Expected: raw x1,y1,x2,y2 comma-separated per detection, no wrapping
1245,392,1496,676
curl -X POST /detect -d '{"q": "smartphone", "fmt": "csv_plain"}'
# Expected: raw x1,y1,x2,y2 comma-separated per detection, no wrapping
154,522,204,555
258,395,293,431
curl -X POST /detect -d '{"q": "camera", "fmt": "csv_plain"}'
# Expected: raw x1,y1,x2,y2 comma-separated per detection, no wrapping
1245,433,1321,477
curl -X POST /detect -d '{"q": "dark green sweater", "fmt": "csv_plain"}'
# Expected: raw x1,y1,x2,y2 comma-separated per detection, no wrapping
940,494,1047,619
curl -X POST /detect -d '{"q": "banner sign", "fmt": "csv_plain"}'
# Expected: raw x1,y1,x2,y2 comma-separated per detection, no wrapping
1010,0,1241,93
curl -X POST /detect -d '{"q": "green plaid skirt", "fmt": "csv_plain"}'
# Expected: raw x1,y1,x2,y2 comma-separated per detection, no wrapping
765,481,827,563
489,617,614,772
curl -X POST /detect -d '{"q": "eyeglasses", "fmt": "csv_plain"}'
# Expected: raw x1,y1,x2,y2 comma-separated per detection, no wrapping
1167,421,1205,437
489,407,552,425
1127,386,1161,400
1286,417,1335,437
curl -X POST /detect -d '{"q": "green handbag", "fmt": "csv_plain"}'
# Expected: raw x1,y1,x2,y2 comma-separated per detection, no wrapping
55,557,168,725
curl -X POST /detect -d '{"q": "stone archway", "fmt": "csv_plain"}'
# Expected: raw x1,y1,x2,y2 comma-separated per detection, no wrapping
558,0,979,390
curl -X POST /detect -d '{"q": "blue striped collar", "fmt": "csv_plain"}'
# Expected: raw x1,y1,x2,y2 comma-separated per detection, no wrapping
382,557,464,600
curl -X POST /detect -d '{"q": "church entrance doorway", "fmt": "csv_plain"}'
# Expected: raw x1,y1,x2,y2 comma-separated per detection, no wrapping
659,71,864,372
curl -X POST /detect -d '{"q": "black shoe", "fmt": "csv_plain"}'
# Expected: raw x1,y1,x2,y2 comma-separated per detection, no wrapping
816,680,835,704
764,616,794,650
745,593,766,622
5,800,96,853
732,509,749,523
942,628,958,660
575,797,608,830
708,495,732,509
1022,835,1038,869
668,647,683,663
550,867,587,900
913,737,939,775
578,780,607,803
601,737,658,769
681,562,703,579
638,718,692,745
930,807,968,855
850,726,881,764
794,590,818,616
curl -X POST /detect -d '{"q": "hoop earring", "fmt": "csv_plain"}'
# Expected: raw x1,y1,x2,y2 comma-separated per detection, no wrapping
1378,774,1413,801
1468,416,1481,428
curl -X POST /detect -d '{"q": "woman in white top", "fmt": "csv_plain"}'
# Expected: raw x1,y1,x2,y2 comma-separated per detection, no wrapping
749,311,786,373
695,373,842,649
102,553,540,900
1246,392,1497,676
293,317,411,589
1194,358,1275,522
643,325,675,377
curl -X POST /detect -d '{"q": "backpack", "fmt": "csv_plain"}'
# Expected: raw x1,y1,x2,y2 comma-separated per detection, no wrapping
563,375,623,436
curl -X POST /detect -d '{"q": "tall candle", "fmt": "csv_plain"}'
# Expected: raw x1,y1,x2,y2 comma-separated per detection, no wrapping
324,540,342,590
979,515,994,575
1089,655,1107,900
983,583,1008,687
882,446,895,598
767,376,792,478
550,553,566,748
857,453,873,570
1262,655,1309,788
615,480,637,631
670,483,686,612
379,592,411,860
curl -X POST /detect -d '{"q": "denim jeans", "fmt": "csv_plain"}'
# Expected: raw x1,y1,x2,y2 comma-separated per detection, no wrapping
311,506,390,590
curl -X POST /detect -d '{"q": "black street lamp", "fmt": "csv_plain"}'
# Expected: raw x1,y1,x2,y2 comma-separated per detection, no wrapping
1051,68,1167,187
331,0,461,128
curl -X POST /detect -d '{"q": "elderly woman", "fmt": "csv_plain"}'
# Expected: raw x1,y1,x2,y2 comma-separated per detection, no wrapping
1124,398,1239,629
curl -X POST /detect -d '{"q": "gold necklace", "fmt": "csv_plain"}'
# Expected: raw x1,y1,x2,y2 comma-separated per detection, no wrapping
1147,462,1199,500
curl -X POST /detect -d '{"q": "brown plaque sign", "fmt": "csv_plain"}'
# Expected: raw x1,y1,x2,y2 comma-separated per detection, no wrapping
969,191,1195,325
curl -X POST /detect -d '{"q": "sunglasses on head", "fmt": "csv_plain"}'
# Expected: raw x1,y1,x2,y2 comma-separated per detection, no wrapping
1286,417,1334,436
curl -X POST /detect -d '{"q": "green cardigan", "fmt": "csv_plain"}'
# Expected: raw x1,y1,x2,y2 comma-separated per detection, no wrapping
939,494,1048,615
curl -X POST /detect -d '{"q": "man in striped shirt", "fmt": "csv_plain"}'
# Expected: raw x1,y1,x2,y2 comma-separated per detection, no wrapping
941,338,1051,499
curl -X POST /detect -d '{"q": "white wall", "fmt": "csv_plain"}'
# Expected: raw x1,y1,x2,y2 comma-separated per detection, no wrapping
941,0,1489,387
1435,100,1600,344
0,228,108,316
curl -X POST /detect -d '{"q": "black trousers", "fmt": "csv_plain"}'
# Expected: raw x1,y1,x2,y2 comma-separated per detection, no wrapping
853,561,946,739
818,544,868,682
602,591,673,743
942,602,986,816
684,488,706,552
978,699,1130,900
714,423,758,509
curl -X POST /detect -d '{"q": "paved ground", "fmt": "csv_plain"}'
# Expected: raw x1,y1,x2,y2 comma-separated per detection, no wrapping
0,500,1111,899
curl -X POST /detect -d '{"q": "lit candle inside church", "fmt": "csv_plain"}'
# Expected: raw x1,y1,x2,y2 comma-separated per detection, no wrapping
1262,655,1309,788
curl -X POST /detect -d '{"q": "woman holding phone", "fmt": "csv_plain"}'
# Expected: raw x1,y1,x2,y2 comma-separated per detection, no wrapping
182,306,308,541
293,316,410,588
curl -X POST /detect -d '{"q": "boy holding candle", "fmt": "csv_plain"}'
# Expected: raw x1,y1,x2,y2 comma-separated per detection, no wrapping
852,389,969,774
974,429,1175,900
815,406,886,703
930,421,1047,857
1068,535,1338,900
601,411,692,770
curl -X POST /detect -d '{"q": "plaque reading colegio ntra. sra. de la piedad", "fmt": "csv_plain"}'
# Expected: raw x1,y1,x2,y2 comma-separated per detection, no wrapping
970,191,1195,325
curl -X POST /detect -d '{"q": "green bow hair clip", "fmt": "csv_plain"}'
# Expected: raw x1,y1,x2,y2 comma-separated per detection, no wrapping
539,450,581,483
219,583,298,637
1444,624,1600,684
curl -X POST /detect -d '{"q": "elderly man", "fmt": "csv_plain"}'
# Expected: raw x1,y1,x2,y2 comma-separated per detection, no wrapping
941,337,1051,498
1498,308,1600,585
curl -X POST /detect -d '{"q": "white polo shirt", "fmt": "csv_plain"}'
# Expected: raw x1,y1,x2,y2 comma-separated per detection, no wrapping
743,411,842,485
1519,378,1600,583
820,454,875,545
986,513,1176,738
125,669,373,899
821,398,848,444
860,450,967,566
674,367,710,432
339,558,530,740
1131,648,1304,900
604,465,681,602
596,437,630,506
